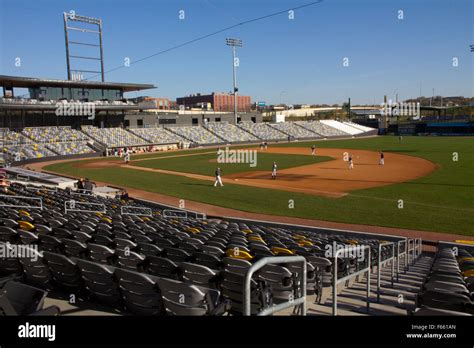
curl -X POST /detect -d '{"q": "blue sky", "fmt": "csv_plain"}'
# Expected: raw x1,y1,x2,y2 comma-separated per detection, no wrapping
0,0,472,104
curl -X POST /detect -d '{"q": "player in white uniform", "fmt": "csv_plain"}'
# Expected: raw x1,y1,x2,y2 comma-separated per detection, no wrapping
214,167,224,187
348,154,354,169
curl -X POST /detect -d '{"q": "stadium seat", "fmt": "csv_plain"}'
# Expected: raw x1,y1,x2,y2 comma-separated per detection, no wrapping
114,268,166,315
0,281,60,316
181,262,220,288
156,277,230,316
75,259,122,307
43,252,83,291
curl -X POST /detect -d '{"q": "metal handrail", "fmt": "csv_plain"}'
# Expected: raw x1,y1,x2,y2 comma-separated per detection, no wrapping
243,255,307,316
396,240,407,282
406,239,414,268
377,242,395,302
64,200,106,214
333,245,371,316
120,205,152,217
0,195,43,210
415,238,422,259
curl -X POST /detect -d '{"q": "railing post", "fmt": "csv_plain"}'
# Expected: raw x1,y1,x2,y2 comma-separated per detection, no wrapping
397,241,400,282
391,243,395,288
332,249,338,316
377,243,381,302
376,242,395,302
243,256,306,316
405,239,411,271
332,245,371,316
366,247,371,313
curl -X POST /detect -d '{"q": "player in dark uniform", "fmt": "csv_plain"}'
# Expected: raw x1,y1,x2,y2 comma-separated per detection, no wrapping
271,162,277,179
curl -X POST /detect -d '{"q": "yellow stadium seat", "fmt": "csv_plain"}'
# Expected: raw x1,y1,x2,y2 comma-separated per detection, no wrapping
248,235,264,242
462,269,474,277
95,212,103,217
100,217,112,223
271,247,295,255
459,257,474,264
18,221,35,231
226,248,253,261
18,210,30,217
454,240,474,245
297,240,313,247
187,227,201,234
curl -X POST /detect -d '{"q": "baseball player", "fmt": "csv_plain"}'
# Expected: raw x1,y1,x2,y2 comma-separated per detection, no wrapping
311,145,316,156
379,151,385,166
271,161,278,179
124,150,130,164
214,167,224,187
348,154,354,169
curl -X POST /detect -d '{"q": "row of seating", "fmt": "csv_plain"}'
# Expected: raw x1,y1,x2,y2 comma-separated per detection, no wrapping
3,144,57,160
269,122,321,139
21,126,90,143
343,121,374,133
238,122,288,141
204,122,259,143
81,126,147,148
414,248,473,315
165,126,223,145
129,127,186,144
320,120,362,135
295,121,349,137
1,127,95,159
44,141,94,156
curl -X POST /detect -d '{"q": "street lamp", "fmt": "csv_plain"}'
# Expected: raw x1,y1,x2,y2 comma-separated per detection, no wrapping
226,38,243,125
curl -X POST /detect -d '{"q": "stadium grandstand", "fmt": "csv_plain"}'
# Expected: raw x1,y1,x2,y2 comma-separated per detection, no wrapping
0,74,377,162
0,179,471,317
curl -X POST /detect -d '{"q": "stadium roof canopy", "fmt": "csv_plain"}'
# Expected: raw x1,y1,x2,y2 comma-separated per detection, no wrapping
0,75,156,92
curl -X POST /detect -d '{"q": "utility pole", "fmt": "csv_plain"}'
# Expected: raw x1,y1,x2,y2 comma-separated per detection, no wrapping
226,38,243,125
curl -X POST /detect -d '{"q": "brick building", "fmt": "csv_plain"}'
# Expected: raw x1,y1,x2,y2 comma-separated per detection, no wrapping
176,92,251,112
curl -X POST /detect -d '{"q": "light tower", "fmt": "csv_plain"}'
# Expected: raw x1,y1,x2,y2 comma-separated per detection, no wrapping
63,12,105,81
225,38,243,124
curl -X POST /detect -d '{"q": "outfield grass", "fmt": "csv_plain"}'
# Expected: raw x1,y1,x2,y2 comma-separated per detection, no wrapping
44,136,474,236
131,151,331,176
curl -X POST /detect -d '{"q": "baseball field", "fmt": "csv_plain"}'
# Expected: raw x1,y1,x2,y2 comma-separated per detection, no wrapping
41,136,474,236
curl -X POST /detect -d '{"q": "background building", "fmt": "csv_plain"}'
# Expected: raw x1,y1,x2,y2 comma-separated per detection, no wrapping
176,92,251,112
133,97,176,110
